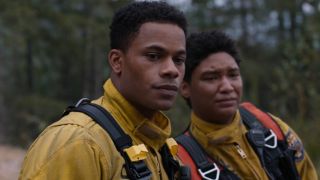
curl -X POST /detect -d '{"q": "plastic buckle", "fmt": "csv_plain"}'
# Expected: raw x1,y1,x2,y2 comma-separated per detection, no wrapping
265,129,277,149
124,144,148,162
165,138,178,156
75,98,90,107
179,166,191,180
247,129,265,148
128,160,152,180
198,163,220,180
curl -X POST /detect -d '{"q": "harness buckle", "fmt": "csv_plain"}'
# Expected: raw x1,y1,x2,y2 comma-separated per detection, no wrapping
265,129,277,149
123,146,152,180
165,138,178,156
61,98,91,117
198,163,220,180
124,144,148,162
75,97,90,107
127,160,152,180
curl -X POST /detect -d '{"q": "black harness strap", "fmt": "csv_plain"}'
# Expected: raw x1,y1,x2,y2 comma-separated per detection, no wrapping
62,98,151,180
74,103,132,149
240,107,276,179
176,135,210,168
239,106,265,130
176,134,240,180
159,144,180,180
239,106,300,180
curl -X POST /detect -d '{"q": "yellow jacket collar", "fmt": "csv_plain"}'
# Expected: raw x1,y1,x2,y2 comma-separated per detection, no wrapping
101,79,171,150
190,111,244,147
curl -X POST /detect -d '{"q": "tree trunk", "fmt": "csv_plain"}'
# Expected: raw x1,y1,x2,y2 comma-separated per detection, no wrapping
289,5,297,44
26,38,33,92
239,0,249,46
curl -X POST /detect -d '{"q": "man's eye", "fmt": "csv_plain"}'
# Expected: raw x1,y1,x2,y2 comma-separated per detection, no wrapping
173,57,185,65
146,53,161,61
229,72,240,78
202,74,219,80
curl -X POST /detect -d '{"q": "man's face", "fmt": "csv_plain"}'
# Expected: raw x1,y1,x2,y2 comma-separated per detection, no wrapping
181,52,243,124
117,22,186,117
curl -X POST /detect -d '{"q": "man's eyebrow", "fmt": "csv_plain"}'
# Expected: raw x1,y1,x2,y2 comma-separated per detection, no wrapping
229,67,240,71
176,49,186,55
145,45,166,52
145,45,186,55
201,69,220,76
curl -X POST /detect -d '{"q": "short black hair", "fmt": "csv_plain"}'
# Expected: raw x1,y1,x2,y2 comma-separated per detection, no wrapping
184,30,241,82
110,1,187,52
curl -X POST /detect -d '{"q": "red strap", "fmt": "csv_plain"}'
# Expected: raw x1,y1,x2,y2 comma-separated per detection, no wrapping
240,102,284,140
177,145,202,180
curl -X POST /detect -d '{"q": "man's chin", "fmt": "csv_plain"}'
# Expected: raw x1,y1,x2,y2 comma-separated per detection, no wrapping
155,101,175,111
223,108,237,114
218,107,237,117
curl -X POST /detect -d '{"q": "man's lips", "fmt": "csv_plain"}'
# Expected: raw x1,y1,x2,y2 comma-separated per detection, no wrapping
216,98,237,102
154,84,178,91
215,98,237,106
153,84,178,96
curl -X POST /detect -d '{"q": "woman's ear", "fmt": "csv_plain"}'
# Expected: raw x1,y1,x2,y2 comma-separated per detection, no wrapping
108,49,123,75
180,81,191,99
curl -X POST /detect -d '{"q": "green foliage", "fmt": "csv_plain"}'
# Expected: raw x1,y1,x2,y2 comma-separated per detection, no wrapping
0,0,130,146
290,119,320,175
164,95,190,137
270,41,320,121
5,94,67,147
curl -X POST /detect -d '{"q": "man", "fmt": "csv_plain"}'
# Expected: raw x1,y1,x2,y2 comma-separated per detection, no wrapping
176,30,317,179
19,1,187,179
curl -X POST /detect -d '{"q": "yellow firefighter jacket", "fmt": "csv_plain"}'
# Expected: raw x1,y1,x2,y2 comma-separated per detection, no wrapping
187,110,318,180
19,79,173,180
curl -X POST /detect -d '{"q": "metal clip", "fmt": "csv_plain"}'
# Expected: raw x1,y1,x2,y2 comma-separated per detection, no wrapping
75,98,90,107
265,129,277,149
198,163,220,180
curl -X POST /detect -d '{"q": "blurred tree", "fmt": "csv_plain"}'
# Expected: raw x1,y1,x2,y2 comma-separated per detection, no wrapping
0,0,130,145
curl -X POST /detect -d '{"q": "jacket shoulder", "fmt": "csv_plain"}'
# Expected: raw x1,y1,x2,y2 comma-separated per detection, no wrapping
20,111,120,179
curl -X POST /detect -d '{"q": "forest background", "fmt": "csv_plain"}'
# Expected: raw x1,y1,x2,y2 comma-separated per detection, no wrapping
0,0,319,175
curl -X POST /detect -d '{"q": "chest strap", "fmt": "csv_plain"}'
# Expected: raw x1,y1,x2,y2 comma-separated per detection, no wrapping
176,134,240,180
62,98,151,180
240,102,284,140
240,102,300,180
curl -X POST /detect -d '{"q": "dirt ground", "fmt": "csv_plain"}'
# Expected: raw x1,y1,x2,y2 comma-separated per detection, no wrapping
0,144,26,180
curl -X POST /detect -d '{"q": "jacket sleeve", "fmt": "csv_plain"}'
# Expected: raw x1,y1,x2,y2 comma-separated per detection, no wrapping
269,114,318,180
19,138,110,180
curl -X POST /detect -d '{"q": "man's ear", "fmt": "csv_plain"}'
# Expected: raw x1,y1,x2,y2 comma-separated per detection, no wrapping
180,81,191,98
108,49,123,75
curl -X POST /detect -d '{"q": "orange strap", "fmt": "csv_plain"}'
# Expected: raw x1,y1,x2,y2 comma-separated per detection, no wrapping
177,145,202,180
240,102,284,141
177,102,285,179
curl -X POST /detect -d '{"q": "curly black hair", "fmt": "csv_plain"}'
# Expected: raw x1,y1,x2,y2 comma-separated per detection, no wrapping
184,30,241,82
110,1,187,52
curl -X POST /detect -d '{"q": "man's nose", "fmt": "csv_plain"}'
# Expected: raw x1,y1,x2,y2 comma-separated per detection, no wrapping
159,58,179,78
220,77,234,92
